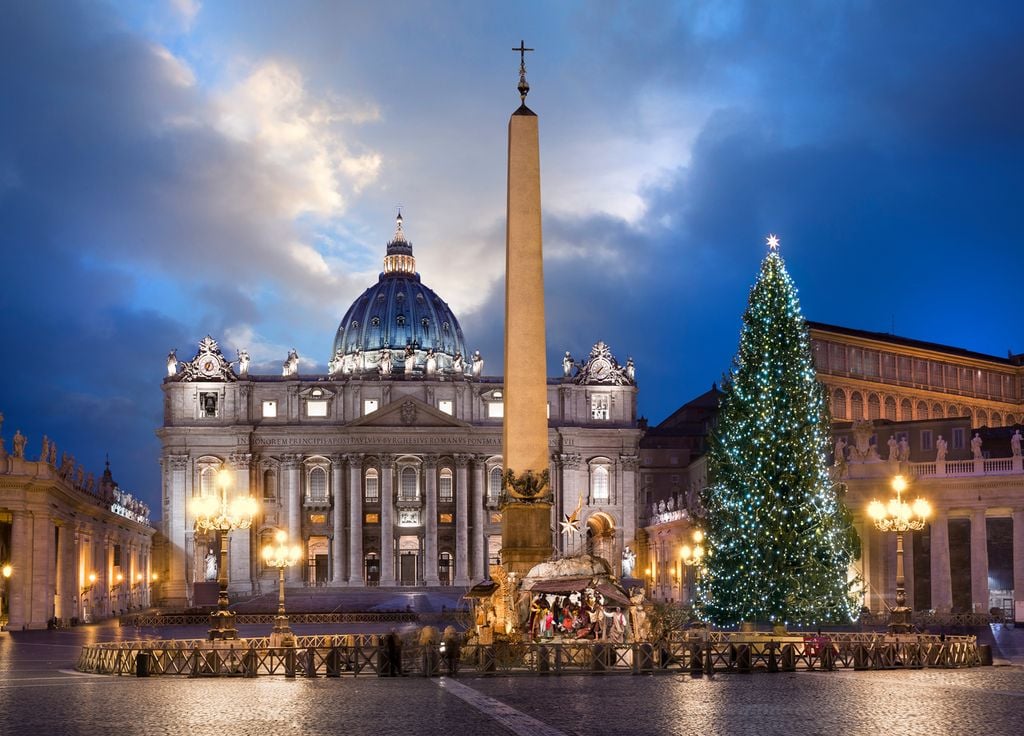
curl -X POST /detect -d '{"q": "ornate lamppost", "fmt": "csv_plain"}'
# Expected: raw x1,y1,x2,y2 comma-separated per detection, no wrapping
679,529,705,605
262,529,302,647
190,468,258,641
868,474,931,633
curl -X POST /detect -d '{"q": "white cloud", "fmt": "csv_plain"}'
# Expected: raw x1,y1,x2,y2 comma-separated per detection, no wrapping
152,45,196,87
211,60,382,218
169,0,201,31
287,240,333,279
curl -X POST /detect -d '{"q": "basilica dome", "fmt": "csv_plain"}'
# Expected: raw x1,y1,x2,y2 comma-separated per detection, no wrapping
331,213,468,376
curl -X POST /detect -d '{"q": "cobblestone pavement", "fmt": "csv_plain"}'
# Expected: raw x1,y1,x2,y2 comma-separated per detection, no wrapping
3,625,1024,736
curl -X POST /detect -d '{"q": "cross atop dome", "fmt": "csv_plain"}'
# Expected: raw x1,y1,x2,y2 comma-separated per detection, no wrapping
392,208,406,242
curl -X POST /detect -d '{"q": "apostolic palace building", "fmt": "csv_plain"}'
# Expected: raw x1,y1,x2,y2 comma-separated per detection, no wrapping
157,214,641,608
640,322,1024,624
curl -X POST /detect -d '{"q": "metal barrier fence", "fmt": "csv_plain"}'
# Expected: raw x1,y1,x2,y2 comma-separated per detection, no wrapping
119,612,418,627
77,632,980,677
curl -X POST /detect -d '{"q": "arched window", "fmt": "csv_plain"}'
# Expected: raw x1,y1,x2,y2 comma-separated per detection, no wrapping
200,467,216,497
977,410,988,427
992,412,1002,427
884,396,897,421
488,467,503,503
932,403,944,419
917,401,929,420
364,469,379,502
309,467,327,500
263,470,276,500
868,394,881,420
832,389,846,420
900,399,913,422
439,468,453,502
591,465,610,502
850,392,864,421
400,467,418,500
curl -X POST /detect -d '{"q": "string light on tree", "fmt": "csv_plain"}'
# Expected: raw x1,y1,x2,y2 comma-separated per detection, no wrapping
696,235,860,627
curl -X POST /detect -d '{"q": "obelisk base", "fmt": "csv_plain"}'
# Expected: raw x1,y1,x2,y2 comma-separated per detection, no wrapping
501,502,552,578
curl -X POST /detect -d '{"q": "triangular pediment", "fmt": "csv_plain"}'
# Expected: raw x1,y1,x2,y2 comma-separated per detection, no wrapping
347,396,471,428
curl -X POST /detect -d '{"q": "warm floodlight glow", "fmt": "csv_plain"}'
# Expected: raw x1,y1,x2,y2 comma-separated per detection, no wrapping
891,474,907,493
1,564,11,579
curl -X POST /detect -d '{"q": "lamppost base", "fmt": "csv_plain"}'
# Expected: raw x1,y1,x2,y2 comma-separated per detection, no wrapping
269,615,295,648
889,606,914,634
208,584,239,641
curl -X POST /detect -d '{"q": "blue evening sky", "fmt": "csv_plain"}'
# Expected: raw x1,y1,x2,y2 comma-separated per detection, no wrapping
0,1,1021,512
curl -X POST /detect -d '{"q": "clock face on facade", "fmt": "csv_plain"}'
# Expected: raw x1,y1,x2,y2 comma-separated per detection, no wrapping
591,357,611,381
200,358,219,377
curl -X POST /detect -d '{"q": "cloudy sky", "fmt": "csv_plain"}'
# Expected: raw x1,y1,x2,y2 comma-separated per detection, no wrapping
1,1,1021,512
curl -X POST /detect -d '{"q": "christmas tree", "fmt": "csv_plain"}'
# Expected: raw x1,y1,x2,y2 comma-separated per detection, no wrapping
697,235,859,626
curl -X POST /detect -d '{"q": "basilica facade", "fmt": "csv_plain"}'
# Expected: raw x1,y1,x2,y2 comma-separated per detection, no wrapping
157,215,641,608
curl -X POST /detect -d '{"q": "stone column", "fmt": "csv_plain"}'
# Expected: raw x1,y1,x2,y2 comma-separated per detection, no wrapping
228,453,253,595
904,530,915,610
472,456,487,581
164,455,190,607
549,454,562,555
423,455,440,585
971,508,990,613
930,510,953,612
619,455,639,555
380,455,396,585
7,511,30,629
331,455,347,585
282,455,302,583
347,454,364,585
1013,509,1024,624
454,454,470,586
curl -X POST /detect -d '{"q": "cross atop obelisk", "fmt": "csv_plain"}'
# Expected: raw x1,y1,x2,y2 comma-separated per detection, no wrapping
513,40,533,103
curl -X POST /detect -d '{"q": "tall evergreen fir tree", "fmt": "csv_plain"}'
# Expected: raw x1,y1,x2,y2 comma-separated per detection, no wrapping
697,236,859,626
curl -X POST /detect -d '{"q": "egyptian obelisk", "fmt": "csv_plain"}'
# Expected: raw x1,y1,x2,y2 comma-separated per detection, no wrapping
501,42,553,577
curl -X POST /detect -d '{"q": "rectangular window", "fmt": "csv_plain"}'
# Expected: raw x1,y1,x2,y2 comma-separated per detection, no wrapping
364,476,379,503
363,399,379,415
881,353,897,380
200,392,218,418
262,400,277,418
488,401,504,418
920,430,933,451
862,350,880,378
306,400,328,417
952,428,965,450
438,399,453,415
914,359,928,385
591,394,610,420
309,514,326,524
828,343,847,372
490,512,502,524
364,513,379,524
439,474,453,502
439,513,453,524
